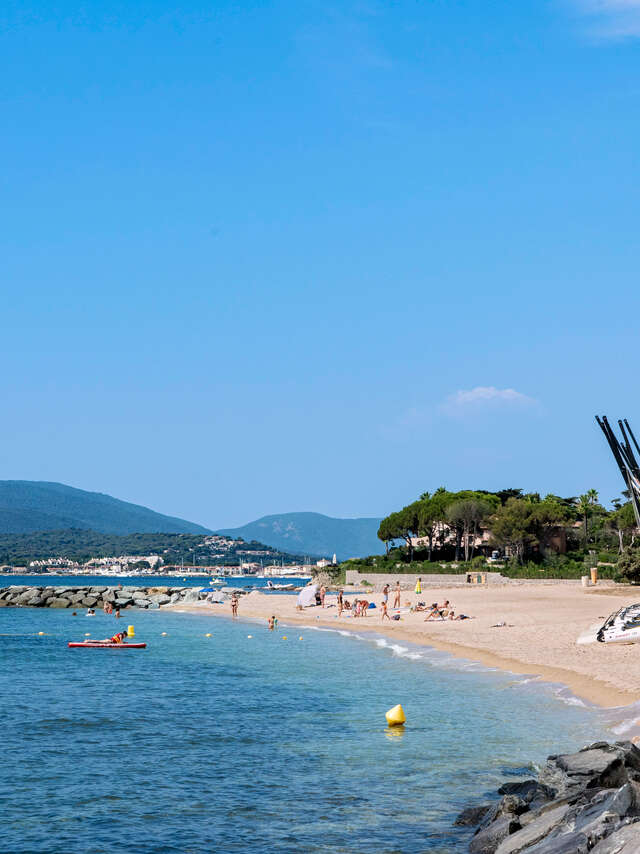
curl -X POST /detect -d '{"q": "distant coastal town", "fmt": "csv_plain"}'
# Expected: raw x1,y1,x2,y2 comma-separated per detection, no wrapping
0,532,337,578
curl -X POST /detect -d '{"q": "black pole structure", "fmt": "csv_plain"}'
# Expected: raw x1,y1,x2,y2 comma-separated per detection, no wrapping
595,416,640,528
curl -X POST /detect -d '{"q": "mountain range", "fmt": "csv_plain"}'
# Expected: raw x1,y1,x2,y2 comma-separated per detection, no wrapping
0,481,383,559
217,512,384,560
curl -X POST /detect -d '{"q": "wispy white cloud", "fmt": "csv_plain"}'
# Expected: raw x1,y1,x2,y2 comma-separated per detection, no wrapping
439,386,538,415
571,0,640,39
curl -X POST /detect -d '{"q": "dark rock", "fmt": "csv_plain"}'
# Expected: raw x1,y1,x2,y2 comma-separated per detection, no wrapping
27,597,45,607
590,821,640,852
523,832,589,853
470,816,521,854
562,783,636,845
81,597,98,607
540,744,630,795
494,803,572,854
498,780,555,804
455,805,492,827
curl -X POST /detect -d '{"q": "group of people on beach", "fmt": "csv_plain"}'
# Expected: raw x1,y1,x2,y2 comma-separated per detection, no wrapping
331,581,473,622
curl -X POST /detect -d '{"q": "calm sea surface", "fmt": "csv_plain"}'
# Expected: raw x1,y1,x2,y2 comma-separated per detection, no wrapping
0,606,621,854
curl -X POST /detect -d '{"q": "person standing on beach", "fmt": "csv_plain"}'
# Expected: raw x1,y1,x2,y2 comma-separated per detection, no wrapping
337,589,344,616
382,584,389,609
393,581,401,609
320,585,326,607
381,600,390,620
231,594,238,618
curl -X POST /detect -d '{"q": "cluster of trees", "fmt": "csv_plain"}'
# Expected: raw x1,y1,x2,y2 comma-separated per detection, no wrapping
377,487,638,564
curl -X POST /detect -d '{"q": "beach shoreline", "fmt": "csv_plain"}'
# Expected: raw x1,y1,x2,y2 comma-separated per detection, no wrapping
168,582,640,710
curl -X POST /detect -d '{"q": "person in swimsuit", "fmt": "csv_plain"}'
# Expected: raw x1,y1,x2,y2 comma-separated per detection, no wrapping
381,600,390,621
231,594,239,618
96,631,128,644
393,581,401,609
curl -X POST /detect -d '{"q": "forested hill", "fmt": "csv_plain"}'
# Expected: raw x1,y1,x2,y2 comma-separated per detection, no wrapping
0,481,210,535
217,512,384,560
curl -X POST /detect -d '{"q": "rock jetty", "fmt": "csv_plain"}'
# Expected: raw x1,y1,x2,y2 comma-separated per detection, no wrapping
458,741,640,853
0,584,216,610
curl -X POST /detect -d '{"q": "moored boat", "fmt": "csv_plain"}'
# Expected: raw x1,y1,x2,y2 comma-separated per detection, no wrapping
597,604,640,643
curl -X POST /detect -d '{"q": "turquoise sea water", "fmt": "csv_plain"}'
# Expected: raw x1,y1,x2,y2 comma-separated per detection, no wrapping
0,607,619,854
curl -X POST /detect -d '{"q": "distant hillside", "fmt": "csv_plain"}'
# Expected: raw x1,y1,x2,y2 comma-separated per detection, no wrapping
218,512,384,560
0,481,210,535
0,530,304,566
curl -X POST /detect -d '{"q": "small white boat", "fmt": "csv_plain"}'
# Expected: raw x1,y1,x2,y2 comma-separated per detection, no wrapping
597,604,640,644
210,579,224,586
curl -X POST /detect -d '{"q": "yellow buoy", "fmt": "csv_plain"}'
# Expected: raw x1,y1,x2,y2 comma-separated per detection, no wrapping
85,633,91,637
299,636,303,640
161,632,168,636
282,635,287,640
127,625,135,637
385,704,406,727
247,634,252,638
205,633,212,637
38,631,45,636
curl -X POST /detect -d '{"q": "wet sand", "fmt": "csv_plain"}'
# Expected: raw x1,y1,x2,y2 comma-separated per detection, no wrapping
168,583,640,709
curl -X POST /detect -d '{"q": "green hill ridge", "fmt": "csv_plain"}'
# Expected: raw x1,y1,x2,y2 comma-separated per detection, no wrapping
217,512,384,560
0,481,210,535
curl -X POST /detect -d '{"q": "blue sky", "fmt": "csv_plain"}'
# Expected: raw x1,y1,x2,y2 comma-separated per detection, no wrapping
2,0,640,528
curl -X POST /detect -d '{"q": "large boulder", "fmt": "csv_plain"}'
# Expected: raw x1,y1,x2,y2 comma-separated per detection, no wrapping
27,596,45,607
540,744,631,796
17,588,42,604
455,805,492,827
182,588,203,603
470,817,521,854
148,594,171,606
81,597,98,607
495,804,572,854
49,598,70,608
590,821,640,853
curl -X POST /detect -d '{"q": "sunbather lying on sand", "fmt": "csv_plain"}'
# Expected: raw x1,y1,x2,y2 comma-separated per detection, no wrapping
448,611,473,621
424,600,452,621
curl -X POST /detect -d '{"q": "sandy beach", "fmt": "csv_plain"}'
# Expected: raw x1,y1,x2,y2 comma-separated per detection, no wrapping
170,582,640,709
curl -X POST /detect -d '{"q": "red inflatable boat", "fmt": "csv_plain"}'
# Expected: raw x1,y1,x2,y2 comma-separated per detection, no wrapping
68,642,147,649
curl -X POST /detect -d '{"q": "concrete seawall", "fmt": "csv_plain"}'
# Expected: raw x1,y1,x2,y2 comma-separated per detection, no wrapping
0,585,209,610
343,570,506,590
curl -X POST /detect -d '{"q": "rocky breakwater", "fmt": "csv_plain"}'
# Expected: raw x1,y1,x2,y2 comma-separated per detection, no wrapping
0,585,211,610
457,741,640,853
